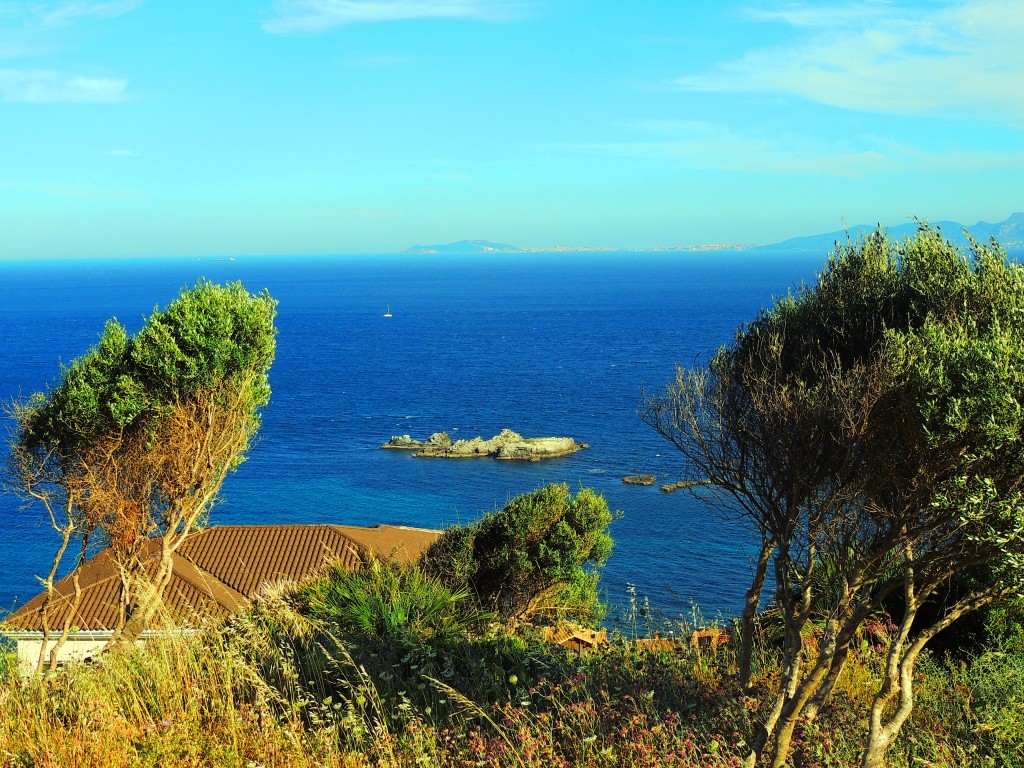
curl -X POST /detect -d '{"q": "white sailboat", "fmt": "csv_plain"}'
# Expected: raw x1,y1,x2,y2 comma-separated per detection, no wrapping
383,305,393,318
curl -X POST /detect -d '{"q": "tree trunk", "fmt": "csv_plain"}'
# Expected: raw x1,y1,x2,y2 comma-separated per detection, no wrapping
36,516,75,672
45,535,90,671
117,543,177,644
862,586,1006,768
863,632,917,768
745,544,810,766
104,563,135,649
803,601,874,720
739,536,775,689
768,638,838,768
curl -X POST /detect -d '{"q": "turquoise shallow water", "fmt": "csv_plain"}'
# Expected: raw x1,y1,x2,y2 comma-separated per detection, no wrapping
0,251,824,622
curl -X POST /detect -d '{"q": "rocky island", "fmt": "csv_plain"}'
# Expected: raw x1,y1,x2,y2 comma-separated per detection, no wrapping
382,429,587,461
623,474,657,486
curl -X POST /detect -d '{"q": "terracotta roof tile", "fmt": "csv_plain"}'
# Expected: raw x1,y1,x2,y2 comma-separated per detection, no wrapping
179,525,363,597
333,524,440,564
4,523,440,633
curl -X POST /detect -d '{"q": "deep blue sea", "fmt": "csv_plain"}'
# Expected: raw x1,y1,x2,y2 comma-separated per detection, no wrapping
0,251,826,624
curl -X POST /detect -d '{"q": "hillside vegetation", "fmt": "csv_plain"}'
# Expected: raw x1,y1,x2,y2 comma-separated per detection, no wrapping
2,568,1022,767
2,482,1023,766
5,228,1024,766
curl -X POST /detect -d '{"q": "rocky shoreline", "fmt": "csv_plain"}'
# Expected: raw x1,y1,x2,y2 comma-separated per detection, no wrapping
381,429,587,461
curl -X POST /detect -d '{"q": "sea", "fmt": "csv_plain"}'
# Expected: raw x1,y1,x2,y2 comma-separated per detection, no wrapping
0,250,828,626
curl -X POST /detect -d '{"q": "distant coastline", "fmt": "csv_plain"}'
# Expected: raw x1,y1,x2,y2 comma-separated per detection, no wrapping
407,213,1024,256
404,239,759,255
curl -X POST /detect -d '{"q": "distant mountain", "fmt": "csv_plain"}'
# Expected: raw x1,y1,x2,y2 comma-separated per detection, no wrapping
405,215,1024,256
760,213,1024,252
405,239,519,255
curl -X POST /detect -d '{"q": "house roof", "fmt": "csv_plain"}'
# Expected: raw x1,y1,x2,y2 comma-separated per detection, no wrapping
541,623,609,651
3,523,440,633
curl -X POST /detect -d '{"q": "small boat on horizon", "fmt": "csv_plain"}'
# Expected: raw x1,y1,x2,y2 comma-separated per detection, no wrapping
383,305,393,318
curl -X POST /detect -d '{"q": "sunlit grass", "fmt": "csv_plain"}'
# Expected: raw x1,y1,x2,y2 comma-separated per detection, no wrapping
2,572,1022,767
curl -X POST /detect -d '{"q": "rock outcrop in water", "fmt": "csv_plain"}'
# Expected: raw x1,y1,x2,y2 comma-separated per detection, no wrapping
623,474,657,486
382,429,586,461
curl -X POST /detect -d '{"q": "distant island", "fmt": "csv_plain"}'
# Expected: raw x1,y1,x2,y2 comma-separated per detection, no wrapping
755,212,1024,252
405,240,520,255
407,213,1024,255
382,429,587,461
405,239,756,254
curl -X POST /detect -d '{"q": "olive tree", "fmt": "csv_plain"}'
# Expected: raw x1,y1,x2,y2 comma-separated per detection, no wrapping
8,280,277,665
642,226,1024,768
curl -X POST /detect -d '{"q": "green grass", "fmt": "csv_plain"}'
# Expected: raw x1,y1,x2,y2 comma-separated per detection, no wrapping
3,567,1022,767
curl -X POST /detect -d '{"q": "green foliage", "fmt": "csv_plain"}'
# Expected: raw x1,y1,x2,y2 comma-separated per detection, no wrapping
986,596,1024,651
132,278,276,405
7,581,1024,768
646,225,1024,765
9,279,278,645
0,636,14,680
10,594,1017,768
421,483,615,625
302,556,490,645
20,279,277,461
964,645,1024,763
727,224,1024,605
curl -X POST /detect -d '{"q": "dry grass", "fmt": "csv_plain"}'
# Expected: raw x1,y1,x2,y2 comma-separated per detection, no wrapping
2,582,1021,768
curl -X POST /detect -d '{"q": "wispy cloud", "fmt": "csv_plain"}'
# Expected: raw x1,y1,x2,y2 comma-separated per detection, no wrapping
263,0,529,33
32,0,145,28
560,120,1024,177
0,69,127,102
0,1,139,102
673,1,1024,123
570,123,886,178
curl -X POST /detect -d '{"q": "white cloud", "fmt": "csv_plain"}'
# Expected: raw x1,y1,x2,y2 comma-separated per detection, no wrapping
561,121,1024,177
0,2,139,101
0,69,127,102
263,0,528,33
741,1,906,28
32,0,145,28
574,125,888,177
673,1,1024,123
0,0,143,30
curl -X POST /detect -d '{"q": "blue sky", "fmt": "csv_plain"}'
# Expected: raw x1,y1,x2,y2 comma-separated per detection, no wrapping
1,0,1021,258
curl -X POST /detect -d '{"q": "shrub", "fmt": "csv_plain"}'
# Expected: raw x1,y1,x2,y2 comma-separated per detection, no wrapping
420,483,615,625
301,555,490,645
966,644,1024,764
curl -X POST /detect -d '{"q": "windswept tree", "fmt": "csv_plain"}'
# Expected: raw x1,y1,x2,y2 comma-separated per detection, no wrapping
642,226,1024,768
8,280,277,665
